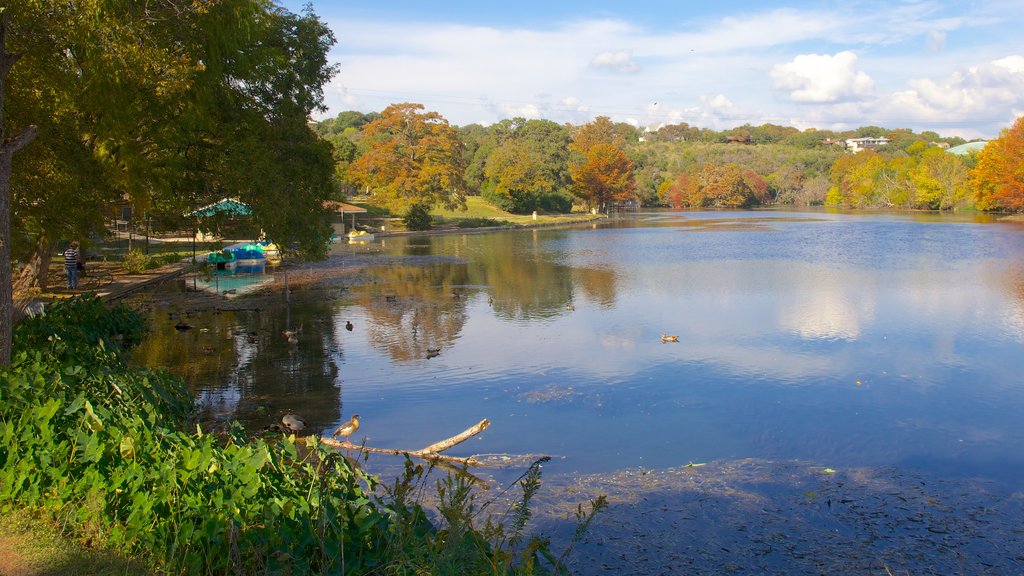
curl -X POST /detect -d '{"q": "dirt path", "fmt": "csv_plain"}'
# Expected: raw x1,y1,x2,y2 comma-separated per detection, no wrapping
0,535,34,576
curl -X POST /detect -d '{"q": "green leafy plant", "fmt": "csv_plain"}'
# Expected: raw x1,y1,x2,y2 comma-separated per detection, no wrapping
121,248,151,274
402,203,433,231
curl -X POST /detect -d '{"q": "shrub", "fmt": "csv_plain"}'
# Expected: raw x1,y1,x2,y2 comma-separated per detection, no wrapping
403,203,433,231
121,249,151,274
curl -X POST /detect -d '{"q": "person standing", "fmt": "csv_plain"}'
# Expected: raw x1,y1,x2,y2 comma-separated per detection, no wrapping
64,241,80,289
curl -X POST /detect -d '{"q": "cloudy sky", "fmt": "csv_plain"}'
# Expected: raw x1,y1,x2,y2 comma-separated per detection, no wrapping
280,0,1024,138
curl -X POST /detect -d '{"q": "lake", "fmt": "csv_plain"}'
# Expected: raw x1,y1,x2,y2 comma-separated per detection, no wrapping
132,209,1024,487
128,209,1024,572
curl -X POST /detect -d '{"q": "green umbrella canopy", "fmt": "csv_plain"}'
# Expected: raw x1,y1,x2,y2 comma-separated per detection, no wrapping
185,197,253,218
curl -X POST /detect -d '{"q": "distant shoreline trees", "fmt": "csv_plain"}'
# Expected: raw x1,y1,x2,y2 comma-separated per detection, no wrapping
316,107,1020,215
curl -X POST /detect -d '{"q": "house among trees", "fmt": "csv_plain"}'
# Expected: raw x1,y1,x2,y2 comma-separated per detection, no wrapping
844,136,891,152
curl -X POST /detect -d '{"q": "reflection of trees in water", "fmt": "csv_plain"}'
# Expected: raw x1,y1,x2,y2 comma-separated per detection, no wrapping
383,231,619,320
358,262,470,362
571,266,617,309
470,233,617,318
131,289,346,432
1003,264,1024,337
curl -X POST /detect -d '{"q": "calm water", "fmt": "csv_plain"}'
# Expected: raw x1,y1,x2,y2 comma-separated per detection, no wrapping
133,210,1024,486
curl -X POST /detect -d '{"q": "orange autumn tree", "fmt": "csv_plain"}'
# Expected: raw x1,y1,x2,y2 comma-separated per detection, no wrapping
668,163,768,208
973,116,1024,212
568,116,635,212
350,103,467,218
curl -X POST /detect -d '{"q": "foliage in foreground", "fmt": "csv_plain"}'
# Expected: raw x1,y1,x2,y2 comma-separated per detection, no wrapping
0,297,600,574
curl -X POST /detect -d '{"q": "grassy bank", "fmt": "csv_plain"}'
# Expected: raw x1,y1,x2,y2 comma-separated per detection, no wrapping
0,297,602,575
344,196,604,232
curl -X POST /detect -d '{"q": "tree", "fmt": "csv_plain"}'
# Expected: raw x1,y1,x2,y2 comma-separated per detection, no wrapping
911,148,970,210
3,0,338,341
568,117,635,211
481,118,571,213
349,103,467,215
668,163,766,208
569,143,635,211
973,116,1024,211
1,11,37,364
827,151,885,207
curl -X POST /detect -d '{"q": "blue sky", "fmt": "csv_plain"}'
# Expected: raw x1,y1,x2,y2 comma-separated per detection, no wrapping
281,1,1024,138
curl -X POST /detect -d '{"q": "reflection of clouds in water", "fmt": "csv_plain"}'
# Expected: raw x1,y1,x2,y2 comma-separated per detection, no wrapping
1002,308,1024,343
777,277,875,341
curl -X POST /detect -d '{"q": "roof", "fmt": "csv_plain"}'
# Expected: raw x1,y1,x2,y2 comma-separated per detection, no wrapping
323,201,368,213
186,197,252,218
947,141,988,155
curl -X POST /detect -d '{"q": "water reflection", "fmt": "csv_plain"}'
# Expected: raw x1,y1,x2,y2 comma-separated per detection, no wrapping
353,261,470,362
131,211,1024,485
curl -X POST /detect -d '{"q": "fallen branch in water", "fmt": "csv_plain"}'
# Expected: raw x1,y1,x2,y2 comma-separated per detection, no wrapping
319,418,556,470
321,418,490,467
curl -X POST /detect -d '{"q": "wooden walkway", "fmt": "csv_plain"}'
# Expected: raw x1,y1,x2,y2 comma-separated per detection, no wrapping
43,259,195,302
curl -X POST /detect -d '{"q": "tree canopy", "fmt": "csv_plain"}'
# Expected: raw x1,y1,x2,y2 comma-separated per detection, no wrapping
349,103,467,215
568,117,636,211
1,0,339,363
5,0,338,268
973,116,1024,212
481,118,572,213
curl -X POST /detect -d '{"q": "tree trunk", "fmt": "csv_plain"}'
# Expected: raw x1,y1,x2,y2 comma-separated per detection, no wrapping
1,14,39,364
10,234,52,324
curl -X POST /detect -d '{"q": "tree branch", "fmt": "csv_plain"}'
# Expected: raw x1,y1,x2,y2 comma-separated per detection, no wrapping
1,125,37,155
419,418,490,454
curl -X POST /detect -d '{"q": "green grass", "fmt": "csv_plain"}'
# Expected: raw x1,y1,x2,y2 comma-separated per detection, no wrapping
430,197,603,228
0,510,149,576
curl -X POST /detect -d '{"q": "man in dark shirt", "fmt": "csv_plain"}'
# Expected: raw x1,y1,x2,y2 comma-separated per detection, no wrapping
64,241,80,289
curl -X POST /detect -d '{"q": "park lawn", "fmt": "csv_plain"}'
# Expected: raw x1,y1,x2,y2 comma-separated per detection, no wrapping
430,196,603,227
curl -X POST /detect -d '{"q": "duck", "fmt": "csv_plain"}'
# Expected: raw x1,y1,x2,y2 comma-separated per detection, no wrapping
280,413,306,435
345,321,354,332
283,328,300,345
332,414,360,442
426,348,441,359
661,333,680,343
566,304,575,311
174,321,193,331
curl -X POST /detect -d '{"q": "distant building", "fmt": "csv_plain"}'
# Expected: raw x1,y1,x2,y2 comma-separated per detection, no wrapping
947,141,988,156
844,136,890,152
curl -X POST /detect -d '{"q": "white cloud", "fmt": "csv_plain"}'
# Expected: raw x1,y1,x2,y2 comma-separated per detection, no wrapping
312,2,1024,135
925,30,946,52
881,55,1024,123
589,50,640,74
771,51,876,103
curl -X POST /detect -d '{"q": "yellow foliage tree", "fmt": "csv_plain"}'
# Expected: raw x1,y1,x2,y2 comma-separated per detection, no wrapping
911,148,970,210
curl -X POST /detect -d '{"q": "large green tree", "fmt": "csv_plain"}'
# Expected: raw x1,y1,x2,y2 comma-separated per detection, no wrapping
482,118,571,213
5,0,337,275
1,1,337,363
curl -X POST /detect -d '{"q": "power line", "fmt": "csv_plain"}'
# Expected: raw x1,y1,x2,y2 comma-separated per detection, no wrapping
333,87,1008,132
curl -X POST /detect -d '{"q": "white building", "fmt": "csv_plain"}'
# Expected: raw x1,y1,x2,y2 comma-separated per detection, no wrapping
844,136,890,153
